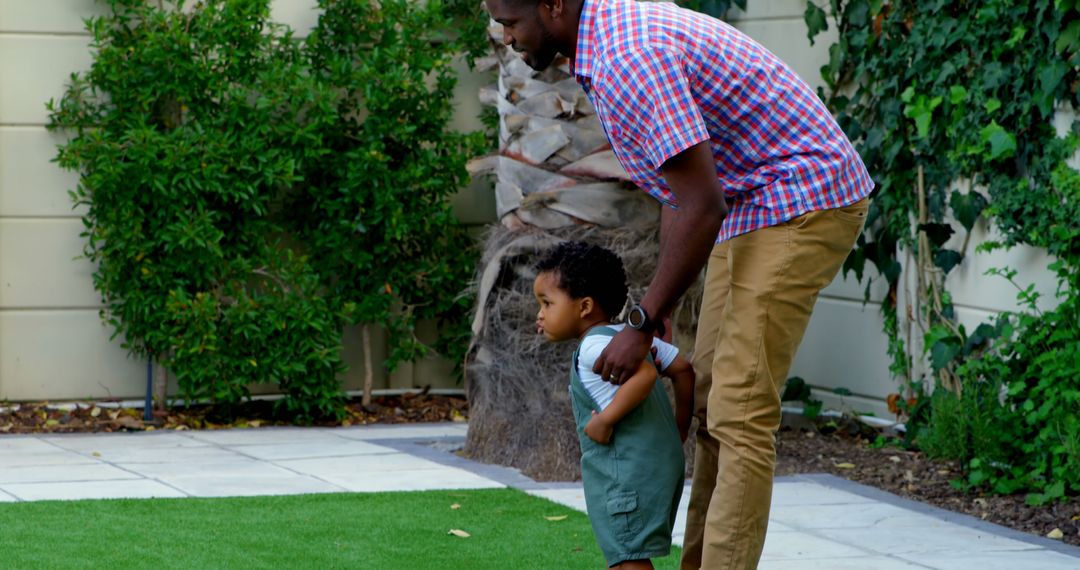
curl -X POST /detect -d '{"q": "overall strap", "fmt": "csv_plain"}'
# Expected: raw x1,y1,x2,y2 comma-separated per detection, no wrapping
569,325,619,413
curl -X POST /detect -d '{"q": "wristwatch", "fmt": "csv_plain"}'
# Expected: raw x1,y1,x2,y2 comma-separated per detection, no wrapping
626,304,665,338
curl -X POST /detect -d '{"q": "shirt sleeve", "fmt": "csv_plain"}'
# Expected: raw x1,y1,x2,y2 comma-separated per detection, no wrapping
576,336,620,411
599,46,710,170
650,337,680,372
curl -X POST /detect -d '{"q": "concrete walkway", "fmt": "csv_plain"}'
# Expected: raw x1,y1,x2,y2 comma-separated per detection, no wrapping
1,423,1078,569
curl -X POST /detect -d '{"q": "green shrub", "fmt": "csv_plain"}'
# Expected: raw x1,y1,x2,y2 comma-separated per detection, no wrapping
811,0,1080,501
48,0,486,421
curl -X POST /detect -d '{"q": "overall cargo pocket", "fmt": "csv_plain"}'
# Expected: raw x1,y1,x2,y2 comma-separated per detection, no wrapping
607,490,643,541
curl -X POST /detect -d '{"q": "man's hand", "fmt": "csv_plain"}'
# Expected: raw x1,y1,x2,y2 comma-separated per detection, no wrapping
585,411,614,444
593,327,652,385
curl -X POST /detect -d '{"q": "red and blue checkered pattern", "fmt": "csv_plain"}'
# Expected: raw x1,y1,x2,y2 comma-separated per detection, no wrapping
574,0,874,242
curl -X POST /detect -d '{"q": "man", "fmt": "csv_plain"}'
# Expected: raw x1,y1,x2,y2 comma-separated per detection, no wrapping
484,0,873,567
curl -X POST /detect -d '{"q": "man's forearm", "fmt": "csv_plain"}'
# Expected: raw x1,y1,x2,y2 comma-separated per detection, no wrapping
642,142,727,322
642,204,723,321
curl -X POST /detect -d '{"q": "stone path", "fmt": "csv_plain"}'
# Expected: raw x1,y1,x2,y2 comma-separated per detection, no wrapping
1,423,1077,569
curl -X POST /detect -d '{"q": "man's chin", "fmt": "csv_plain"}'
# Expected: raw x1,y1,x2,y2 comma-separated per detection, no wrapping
523,52,556,71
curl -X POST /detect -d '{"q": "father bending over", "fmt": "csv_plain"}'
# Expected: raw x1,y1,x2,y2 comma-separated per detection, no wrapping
484,0,873,567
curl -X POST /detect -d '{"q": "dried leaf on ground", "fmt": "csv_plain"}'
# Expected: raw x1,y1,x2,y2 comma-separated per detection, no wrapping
448,529,471,538
544,515,568,521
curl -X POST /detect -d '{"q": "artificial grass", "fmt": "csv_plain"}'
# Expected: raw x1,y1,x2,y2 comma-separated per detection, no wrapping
0,488,682,569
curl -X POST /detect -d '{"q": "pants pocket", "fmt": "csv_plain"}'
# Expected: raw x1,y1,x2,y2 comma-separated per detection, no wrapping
607,490,643,541
831,198,870,225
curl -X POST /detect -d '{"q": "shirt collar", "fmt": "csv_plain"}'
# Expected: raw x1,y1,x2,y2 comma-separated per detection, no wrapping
573,0,600,79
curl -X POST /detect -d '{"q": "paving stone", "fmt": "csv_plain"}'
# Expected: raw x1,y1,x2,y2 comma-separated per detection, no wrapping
527,488,587,512
769,501,945,530
0,447,98,467
0,437,61,452
898,549,1080,570
0,462,139,485
816,524,1040,556
117,460,344,498
183,428,339,446
2,479,187,501
80,446,246,464
300,467,502,493
275,452,450,475
43,433,209,452
769,481,876,506
334,424,468,440
759,556,928,570
228,440,393,461
760,530,870,560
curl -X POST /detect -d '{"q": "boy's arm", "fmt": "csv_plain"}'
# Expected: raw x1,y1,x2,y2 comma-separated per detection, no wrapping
585,358,657,445
663,355,696,442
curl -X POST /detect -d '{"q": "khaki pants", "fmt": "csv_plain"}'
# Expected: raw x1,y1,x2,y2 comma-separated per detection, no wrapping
679,198,869,570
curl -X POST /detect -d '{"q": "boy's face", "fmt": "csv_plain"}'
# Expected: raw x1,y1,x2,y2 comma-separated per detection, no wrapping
533,271,585,342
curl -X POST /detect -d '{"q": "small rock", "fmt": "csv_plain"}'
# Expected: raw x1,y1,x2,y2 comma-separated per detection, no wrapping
888,456,901,463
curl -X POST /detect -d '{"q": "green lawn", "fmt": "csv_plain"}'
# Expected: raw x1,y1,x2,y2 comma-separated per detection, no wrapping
0,488,682,569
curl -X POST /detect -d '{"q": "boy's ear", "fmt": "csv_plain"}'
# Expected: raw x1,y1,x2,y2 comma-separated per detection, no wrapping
578,296,595,318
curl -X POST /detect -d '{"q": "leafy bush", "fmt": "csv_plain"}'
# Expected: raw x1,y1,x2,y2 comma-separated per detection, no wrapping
809,0,1080,500
48,0,486,421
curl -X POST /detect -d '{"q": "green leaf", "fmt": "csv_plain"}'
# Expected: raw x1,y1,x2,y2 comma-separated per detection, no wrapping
804,3,828,45
930,340,960,372
949,85,968,105
980,121,1017,161
1055,20,1080,53
983,99,1001,114
1004,25,1026,49
918,223,955,247
949,190,988,232
933,249,963,275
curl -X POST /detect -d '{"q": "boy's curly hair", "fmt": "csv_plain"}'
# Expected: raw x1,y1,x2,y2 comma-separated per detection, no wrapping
535,241,628,319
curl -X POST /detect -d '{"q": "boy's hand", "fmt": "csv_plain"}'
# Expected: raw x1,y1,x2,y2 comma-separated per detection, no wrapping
585,411,614,445
676,409,691,443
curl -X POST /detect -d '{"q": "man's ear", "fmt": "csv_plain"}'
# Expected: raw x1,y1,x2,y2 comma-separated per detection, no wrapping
540,0,563,19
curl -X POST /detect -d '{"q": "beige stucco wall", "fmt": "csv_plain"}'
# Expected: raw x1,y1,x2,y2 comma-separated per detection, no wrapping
728,2,1059,417
0,0,493,401
0,1,1059,409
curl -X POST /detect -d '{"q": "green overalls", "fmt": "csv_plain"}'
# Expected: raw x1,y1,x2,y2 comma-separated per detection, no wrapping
569,326,685,565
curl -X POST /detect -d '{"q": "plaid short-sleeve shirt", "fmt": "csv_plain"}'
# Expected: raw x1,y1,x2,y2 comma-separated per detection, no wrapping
573,0,873,242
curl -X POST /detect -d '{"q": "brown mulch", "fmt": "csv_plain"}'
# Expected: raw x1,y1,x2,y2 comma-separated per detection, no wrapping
775,421,1080,548
0,393,468,434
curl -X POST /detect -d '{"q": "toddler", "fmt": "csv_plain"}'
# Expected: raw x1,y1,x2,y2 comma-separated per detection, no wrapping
533,241,694,569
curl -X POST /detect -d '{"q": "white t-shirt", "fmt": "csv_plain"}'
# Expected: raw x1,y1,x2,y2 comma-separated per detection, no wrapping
575,324,679,411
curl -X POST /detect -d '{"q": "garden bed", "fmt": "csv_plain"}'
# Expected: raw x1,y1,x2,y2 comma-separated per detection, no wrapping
775,423,1080,547
0,393,467,434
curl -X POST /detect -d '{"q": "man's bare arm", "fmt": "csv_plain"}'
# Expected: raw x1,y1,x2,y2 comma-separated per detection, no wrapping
594,141,728,383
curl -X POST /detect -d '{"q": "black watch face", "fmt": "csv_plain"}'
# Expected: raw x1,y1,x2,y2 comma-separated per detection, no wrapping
628,306,646,328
